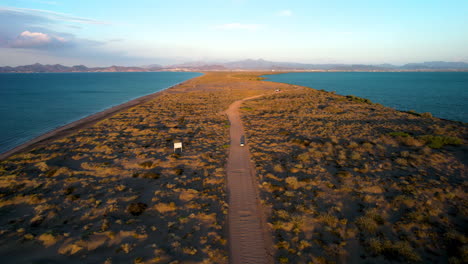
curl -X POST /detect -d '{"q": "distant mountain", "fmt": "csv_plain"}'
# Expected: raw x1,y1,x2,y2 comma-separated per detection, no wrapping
401,61,468,70
0,63,73,73
220,59,468,71
142,64,162,69
219,59,390,70
224,59,280,69
141,64,163,71
0,63,150,73
222,59,322,70
1,60,468,73
375,63,398,69
165,61,227,71
92,65,149,72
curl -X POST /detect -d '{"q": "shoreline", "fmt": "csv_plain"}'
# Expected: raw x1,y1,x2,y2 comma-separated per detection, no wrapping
0,72,465,263
261,72,468,124
0,75,202,160
2,70,465,161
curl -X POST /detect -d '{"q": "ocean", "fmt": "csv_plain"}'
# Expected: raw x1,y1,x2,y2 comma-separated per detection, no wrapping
0,72,202,154
265,72,468,123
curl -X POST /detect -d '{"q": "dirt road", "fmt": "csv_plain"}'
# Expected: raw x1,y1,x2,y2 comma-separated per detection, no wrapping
225,96,272,264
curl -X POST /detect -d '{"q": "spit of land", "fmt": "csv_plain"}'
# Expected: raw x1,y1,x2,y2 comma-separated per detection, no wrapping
0,72,466,264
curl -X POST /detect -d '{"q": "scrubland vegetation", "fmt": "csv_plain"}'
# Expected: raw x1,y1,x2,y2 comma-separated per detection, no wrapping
0,72,278,263
241,86,467,263
1,71,466,263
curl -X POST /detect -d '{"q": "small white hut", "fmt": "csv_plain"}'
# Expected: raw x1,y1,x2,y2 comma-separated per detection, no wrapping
173,140,183,153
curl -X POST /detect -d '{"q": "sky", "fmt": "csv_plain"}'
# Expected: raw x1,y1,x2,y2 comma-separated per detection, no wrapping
0,0,467,66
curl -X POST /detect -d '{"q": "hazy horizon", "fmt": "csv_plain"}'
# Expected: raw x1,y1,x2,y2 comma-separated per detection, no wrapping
1,0,468,67
3,58,468,69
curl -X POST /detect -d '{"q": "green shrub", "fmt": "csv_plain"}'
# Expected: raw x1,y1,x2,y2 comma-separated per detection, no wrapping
420,112,433,118
346,95,373,104
367,238,421,262
388,131,410,137
419,135,463,148
406,110,421,116
356,216,378,234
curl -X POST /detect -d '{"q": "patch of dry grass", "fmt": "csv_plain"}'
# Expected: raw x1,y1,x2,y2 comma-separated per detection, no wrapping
241,85,467,263
0,72,287,263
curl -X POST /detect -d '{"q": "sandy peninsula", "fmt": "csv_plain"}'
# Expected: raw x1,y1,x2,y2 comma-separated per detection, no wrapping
0,72,466,263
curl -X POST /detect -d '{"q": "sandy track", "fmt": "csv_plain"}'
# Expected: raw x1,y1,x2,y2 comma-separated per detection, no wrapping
226,96,272,264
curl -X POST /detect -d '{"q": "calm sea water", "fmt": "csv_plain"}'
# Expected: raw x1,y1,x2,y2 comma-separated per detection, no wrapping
265,72,468,123
0,72,202,154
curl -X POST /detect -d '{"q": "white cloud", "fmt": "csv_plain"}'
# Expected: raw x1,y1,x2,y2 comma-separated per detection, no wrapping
278,10,293,17
215,23,263,31
11,30,68,49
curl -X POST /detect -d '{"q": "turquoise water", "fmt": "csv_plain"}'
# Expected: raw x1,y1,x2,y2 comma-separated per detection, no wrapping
0,72,202,154
265,72,468,123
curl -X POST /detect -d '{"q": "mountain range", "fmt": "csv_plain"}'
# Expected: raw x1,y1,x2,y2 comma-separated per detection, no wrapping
1,60,468,73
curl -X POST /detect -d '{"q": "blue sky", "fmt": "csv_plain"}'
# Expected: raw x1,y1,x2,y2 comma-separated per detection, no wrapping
1,0,467,66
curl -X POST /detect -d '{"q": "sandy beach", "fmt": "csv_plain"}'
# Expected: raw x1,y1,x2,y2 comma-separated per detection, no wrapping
0,72,466,263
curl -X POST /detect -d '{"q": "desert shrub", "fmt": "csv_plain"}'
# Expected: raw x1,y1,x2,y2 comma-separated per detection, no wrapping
367,238,421,262
141,171,160,179
346,95,373,104
336,171,352,178
405,110,432,118
388,132,410,137
318,213,340,228
420,112,433,118
356,209,384,234
285,177,300,189
362,142,373,150
273,164,284,173
395,158,408,166
296,152,310,162
127,202,147,216
349,151,361,160
418,135,463,148
406,110,421,116
356,216,379,234
66,194,80,201
63,187,75,195
138,161,153,168
368,237,383,254
45,168,59,177
400,151,410,158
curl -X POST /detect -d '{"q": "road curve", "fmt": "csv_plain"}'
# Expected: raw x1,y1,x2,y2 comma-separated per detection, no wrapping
225,96,272,264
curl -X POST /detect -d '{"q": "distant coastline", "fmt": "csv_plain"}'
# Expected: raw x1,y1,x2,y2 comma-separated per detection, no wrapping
2,59,468,73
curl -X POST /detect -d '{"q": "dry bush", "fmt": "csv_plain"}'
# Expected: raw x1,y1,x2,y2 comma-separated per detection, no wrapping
241,84,467,263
